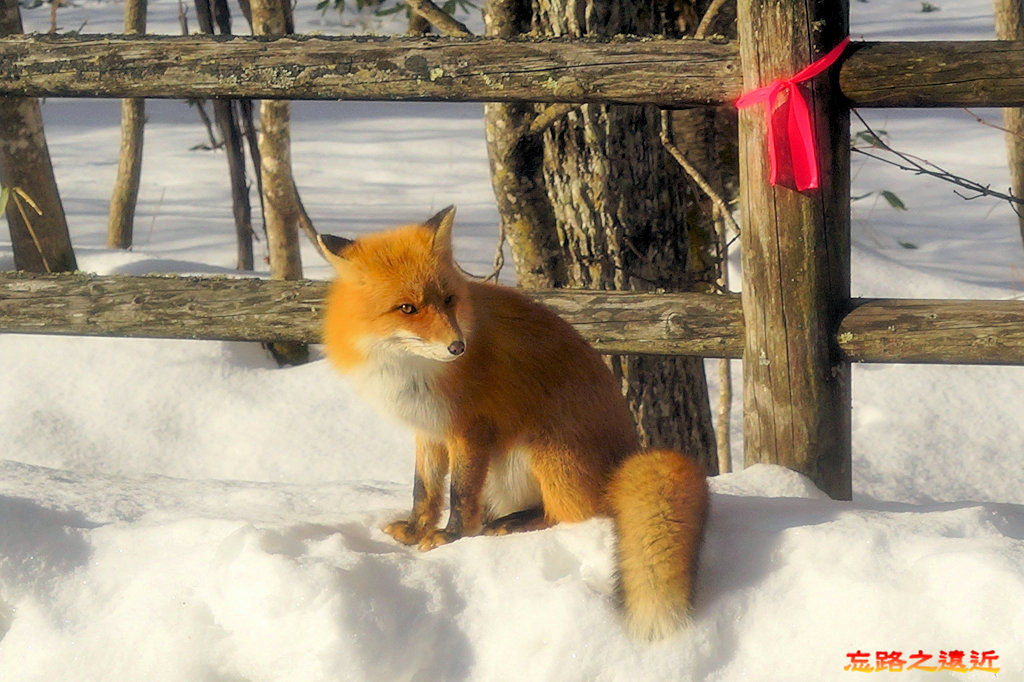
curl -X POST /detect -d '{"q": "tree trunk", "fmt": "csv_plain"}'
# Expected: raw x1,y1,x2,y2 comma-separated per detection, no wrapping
193,0,254,271
542,103,716,468
257,101,301,283
995,0,1024,248
216,100,255,271
106,0,147,250
484,0,717,472
0,0,76,273
251,0,307,365
482,0,567,288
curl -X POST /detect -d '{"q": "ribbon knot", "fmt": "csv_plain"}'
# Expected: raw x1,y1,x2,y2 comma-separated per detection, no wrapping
735,37,851,191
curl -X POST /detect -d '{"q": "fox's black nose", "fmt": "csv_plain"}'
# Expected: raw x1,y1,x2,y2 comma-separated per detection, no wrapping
448,340,465,356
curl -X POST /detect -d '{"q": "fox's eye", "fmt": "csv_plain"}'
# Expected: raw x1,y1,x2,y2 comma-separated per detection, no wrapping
444,294,455,307
398,303,418,315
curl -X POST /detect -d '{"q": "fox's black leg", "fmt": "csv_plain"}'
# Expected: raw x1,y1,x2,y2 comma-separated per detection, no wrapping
418,425,493,551
383,436,448,545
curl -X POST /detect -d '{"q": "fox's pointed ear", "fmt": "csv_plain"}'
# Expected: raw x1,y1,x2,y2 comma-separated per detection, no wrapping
426,205,455,260
318,233,356,274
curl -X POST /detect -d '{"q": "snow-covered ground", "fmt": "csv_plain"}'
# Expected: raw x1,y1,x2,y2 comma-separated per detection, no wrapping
1,0,1022,679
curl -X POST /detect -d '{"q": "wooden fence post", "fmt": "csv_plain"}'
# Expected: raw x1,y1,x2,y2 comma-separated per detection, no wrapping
736,0,852,499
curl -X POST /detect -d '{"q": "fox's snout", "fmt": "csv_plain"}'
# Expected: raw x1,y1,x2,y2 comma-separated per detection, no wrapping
447,340,466,357
409,334,464,362
389,307,466,362
418,305,466,361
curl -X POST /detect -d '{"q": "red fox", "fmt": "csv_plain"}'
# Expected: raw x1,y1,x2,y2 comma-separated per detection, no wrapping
319,206,708,640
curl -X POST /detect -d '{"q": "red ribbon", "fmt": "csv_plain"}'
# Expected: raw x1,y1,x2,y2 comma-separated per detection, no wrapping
735,37,851,191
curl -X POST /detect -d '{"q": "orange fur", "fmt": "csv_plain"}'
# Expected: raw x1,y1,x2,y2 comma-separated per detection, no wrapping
320,207,708,640
606,450,709,640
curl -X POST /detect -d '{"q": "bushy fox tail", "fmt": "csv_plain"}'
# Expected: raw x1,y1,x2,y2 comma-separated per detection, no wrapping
606,449,709,641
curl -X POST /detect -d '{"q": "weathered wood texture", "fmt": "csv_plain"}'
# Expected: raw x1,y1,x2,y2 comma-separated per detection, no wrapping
839,299,1024,365
3,273,1024,365
0,34,740,106
737,0,851,499
840,40,1024,107
0,273,327,343
4,35,1024,107
0,272,743,356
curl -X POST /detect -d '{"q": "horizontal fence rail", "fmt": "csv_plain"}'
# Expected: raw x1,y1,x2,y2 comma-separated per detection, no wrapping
0,272,744,356
2,272,1023,365
838,299,1024,364
3,35,1024,106
0,34,740,107
840,40,1024,107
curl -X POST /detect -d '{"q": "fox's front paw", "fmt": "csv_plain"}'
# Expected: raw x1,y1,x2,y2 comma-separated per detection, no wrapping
383,520,425,545
417,528,458,551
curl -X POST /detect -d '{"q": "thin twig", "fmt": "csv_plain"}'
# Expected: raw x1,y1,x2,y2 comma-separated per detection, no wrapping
482,220,507,282
853,109,1024,219
693,0,732,39
188,106,221,150
12,188,53,274
144,186,166,247
851,148,1024,220
712,203,732,472
290,177,329,261
658,110,742,237
962,108,1024,142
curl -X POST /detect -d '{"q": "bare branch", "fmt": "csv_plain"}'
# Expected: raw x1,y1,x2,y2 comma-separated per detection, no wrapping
658,109,741,237
290,177,328,261
694,0,732,39
527,103,578,136
405,0,472,37
483,221,507,282
852,109,1024,212
407,7,432,36
962,107,1024,141
179,0,221,149
11,188,52,273
658,102,736,469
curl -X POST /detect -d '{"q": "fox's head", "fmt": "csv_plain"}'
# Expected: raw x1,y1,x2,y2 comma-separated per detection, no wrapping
320,206,473,366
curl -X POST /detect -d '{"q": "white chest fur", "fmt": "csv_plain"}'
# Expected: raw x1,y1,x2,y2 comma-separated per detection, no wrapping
346,347,450,437
482,446,543,521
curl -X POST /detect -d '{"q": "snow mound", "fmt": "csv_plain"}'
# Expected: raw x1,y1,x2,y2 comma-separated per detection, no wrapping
1,461,1022,680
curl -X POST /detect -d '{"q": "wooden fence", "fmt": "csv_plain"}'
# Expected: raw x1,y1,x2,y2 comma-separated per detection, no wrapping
2,0,1023,500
